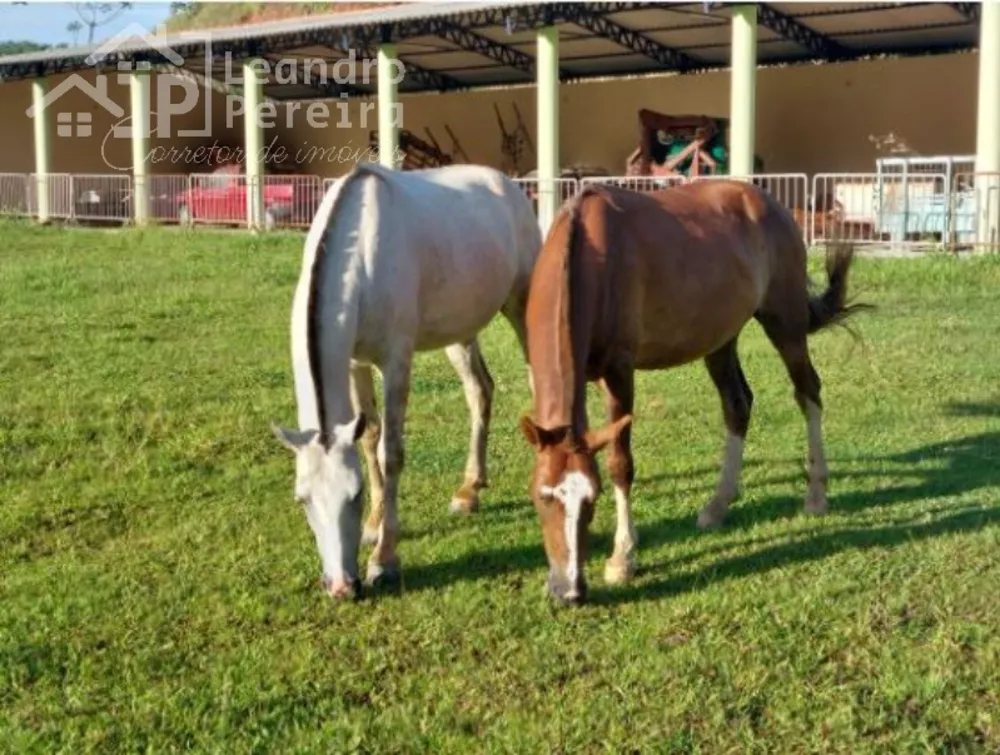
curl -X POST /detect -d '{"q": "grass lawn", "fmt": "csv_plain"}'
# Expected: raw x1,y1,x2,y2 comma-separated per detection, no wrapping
2,219,999,752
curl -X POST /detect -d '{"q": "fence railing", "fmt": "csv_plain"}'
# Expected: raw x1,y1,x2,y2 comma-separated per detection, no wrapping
27,173,74,219
580,175,687,193
143,174,190,224
512,177,580,210
810,172,951,250
3,169,1000,251
261,174,325,229
951,171,1000,250
0,173,29,216
71,174,132,223
182,173,249,227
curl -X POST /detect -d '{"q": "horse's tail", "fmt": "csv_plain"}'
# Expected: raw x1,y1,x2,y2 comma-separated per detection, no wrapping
806,240,873,335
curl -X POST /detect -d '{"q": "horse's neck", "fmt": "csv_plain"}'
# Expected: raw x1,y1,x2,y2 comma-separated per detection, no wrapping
294,253,361,435
532,248,593,437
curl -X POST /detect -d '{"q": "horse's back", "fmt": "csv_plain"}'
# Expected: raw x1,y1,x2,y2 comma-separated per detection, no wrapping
570,181,794,369
377,164,537,268
351,164,540,354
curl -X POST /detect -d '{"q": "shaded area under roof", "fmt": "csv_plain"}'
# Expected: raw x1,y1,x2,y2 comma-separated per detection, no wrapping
0,2,982,100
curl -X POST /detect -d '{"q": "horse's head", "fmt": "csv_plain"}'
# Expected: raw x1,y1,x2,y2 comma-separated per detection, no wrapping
519,414,632,604
272,414,367,599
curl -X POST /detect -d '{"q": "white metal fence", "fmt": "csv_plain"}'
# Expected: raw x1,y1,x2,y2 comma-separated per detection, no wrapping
261,174,325,229
145,174,190,224
580,175,687,193
71,174,132,223
810,172,951,249
2,169,999,250
27,173,74,219
951,171,1000,249
183,173,250,227
512,177,580,209
0,173,28,216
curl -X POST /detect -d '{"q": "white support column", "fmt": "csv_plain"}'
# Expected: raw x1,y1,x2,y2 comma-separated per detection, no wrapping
729,4,758,177
243,58,265,231
378,43,399,168
975,0,1000,248
130,66,151,226
32,78,51,223
536,25,559,236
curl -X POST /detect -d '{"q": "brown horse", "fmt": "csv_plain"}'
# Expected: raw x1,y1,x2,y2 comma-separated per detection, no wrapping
518,180,866,604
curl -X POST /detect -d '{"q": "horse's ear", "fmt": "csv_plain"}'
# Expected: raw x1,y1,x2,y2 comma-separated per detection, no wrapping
519,414,541,448
332,413,367,447
272,423,319,452
585,414,633,454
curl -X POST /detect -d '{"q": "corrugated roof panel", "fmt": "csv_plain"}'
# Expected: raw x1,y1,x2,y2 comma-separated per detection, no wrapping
561,53,664,76
398,50,506,70
755,39,821,61
644,24,738,50
803,5,969,34
769,2,901,17
606,6,729,31
557,36,642,58
0,1,984,95
842,26,980,50
439,66,532,85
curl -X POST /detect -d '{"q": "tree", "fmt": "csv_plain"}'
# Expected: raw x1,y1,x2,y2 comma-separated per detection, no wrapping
70,2,133,45
67,19,84,45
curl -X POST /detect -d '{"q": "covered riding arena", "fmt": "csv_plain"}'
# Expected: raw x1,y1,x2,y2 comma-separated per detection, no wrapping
0,1,998,249
2,3,1000,751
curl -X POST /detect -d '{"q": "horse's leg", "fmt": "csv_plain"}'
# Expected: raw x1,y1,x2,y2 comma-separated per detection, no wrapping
350,363,385,545
366,348,413,585
600,364,638,585
771,335,828,515
756,312,828,516
697,338,754,529
444,339,494,515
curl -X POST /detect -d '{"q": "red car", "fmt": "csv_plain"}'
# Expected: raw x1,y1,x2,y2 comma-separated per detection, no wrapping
174,164,322,229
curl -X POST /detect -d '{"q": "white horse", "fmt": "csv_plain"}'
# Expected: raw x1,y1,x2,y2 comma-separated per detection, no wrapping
272,162,541,599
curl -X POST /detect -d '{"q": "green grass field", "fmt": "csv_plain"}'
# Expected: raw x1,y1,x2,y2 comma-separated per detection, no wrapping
2,219,999,752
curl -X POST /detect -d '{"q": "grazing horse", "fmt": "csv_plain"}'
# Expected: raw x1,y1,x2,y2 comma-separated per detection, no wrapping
273,162,540,599
519,180,866,604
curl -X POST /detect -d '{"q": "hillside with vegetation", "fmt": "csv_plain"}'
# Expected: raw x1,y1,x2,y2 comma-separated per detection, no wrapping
165,2,401,31
0,40,66,55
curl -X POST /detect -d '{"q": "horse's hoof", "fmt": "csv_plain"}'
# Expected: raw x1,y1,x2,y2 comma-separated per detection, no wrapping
366,557,402,588
323,576,362,601
697,505,727,530
804,492,829,516
604,556,636,585
361,525,380,545
449,493,480,515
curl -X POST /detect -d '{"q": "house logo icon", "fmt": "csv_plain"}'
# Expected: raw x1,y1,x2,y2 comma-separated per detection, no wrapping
25,24,192,138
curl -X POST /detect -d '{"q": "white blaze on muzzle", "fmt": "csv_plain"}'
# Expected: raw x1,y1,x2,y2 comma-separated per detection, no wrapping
540,471,595,588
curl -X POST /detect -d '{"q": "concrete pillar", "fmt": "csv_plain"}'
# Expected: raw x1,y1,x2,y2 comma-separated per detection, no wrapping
243,58,265,230
729,4,758,177
32,78,51,223
129,67,151,226
378,43,399,168
536,25,559,235
975,0,1000,248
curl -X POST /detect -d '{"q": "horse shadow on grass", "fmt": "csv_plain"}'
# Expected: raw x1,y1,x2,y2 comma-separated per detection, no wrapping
402,400,1000,602
397,462,750,543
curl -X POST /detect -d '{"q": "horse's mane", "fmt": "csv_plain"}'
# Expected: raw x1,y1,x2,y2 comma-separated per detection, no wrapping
305,163,388,443
552,185,616,444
